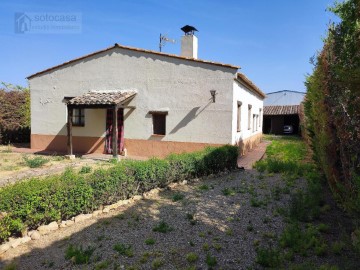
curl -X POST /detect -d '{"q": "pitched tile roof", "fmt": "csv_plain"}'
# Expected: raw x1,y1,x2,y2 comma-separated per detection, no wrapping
67,89,137,106
27,43,239,79
263,105,300,115
235,73,266,99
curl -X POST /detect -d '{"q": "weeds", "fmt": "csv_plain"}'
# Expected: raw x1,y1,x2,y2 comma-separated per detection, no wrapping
222,187,236,196
151,258,164,269
186,252,198,263
79,165,92,174
113,243,134,257
65,244,95,264
256,246,281,268
205,254,217,268
172,192,185,202
152,221,173,233
145,238,156,245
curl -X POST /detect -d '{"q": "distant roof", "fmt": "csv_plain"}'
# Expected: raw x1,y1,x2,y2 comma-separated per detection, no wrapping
263,105,299,115
235,73,266,99
67,89,137,107
264,90,305,106
27,43,239,79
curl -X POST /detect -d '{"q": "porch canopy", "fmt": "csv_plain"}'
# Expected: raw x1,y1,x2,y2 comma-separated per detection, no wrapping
66,89,137,157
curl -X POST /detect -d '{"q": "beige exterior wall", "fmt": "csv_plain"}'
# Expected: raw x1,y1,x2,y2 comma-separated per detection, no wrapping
29,47,237,154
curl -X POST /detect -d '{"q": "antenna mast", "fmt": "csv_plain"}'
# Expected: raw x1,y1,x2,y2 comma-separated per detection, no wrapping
159,33,176,52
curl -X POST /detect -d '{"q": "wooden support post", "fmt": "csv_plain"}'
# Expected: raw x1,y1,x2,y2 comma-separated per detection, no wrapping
67,105,74,157
112,105,118,158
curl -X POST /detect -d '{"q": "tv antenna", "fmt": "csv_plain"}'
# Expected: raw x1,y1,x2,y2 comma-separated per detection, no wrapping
159,33,176,52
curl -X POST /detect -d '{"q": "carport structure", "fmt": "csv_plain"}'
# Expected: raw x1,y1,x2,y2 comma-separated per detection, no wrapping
66,90,137,158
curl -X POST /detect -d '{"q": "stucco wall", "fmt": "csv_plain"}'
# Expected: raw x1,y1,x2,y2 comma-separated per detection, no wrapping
30,47,237,150
232,80,263,146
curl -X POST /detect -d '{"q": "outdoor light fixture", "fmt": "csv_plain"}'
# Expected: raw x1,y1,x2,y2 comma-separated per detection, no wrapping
210,90,217,103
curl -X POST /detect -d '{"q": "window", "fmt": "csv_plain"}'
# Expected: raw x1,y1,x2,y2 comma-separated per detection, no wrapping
72,108,85,126
248,105,252,130
152,113,166,135
253,114,256,132
259,108,262,128
237,101,242,132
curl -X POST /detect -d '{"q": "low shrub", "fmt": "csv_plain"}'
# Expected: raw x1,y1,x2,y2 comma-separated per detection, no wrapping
23,155,49,168
256,246,281,268
0,145,238,243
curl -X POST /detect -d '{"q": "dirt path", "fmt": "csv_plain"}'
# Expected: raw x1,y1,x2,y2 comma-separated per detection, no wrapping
2,168,356,270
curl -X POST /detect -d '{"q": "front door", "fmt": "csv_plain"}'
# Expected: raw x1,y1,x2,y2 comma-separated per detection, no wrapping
105,108,124,154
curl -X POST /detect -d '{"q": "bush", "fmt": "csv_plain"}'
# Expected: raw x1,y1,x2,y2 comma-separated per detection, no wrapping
0,145,238,243
23,155,49,168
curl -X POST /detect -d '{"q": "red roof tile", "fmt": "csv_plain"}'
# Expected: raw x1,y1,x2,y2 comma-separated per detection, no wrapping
67,89,137,106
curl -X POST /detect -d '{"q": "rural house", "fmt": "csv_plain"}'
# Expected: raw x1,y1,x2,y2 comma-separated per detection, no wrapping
28,26,265,158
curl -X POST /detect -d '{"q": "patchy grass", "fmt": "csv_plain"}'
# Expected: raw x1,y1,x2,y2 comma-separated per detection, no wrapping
65,245,95,264
145,238,156,245
186,252,198,263
172,192,185,202
113,243,134,257
205,254,217,268
152,221,173,233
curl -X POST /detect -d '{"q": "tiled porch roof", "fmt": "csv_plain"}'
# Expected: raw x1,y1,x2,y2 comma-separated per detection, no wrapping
263,105,299,115
67,89,137,106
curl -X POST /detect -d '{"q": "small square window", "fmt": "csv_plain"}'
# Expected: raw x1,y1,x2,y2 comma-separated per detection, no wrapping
72,108,85,126
152,114,166,135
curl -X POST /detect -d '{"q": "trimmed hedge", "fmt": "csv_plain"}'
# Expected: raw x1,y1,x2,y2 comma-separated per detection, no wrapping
0,145,238,243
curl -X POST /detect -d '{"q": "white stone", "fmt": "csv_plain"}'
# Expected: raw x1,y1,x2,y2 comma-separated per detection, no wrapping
0,243,11,254
60,221,67,228
20,236,31,244
74,214,92,223
133,195,143,201
10,238,22,248
181,180,188,185
27,230,36,237
30,231,41,240
168,183,178,189
102,207,110,213
92,210,102,217
65,154,76,160
65,220,75,227
37,221,58,235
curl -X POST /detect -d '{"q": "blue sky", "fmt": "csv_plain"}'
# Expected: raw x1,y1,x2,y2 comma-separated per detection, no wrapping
0,0,338,93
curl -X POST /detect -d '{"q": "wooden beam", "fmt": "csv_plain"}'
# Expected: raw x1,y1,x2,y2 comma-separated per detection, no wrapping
118,105,136,109
67,105,73,155
112,105,118,158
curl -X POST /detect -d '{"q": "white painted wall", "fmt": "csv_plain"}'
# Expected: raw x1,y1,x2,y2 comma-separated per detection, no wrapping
232,80,263,144
30,47,237,144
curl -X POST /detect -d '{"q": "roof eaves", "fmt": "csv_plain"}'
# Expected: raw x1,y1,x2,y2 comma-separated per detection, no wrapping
235,73,266,99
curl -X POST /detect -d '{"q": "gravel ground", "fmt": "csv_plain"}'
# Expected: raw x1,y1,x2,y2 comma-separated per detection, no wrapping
0,170,356,269
0,169,303,270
